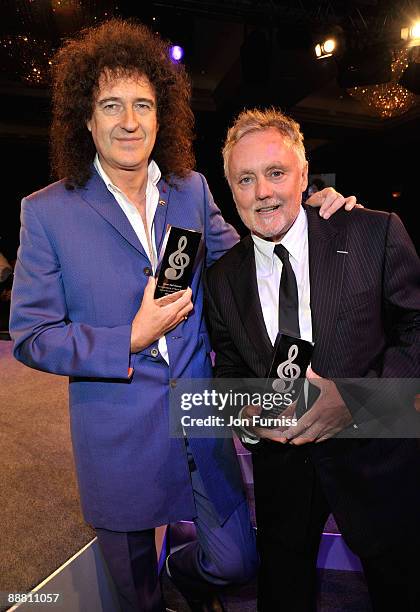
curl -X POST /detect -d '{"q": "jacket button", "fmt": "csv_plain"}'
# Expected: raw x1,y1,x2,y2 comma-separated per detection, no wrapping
143,267,152,276
151,348,159,358
170,379,177,389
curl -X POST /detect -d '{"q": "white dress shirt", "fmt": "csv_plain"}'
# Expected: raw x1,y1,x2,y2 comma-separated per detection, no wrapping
242,206,313,443
252,206,313,345
94,155,169,363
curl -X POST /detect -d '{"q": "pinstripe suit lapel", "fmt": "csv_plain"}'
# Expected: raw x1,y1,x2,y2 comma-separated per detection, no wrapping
306,206,348,375
227,235,273,370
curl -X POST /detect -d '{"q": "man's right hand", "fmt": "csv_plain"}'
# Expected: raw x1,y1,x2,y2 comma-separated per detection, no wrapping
130,277,193,353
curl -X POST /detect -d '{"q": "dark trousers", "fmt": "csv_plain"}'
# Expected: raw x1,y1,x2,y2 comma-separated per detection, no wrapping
95,528,162,612
362,545,420,612
252,440,420,612
96,463,258,612
253,441,329,612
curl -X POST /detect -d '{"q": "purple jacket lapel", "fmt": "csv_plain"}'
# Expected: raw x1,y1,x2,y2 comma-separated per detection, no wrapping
78,168,172,264
154,178,170,258
79,169,148,258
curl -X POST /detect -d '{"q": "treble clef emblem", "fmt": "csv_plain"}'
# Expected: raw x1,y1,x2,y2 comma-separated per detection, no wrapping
164,236,190,281
272,344,300,393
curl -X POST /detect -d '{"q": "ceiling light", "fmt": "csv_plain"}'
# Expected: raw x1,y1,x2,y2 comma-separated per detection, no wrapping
348,49,417,119
401,21,420,47
170,45,184,62
315,38,336,59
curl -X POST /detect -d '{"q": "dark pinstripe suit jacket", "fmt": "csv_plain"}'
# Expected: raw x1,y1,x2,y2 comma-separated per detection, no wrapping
205,205,420,555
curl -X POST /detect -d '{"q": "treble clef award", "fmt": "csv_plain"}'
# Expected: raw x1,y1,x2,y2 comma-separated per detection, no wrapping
263,334,314,423
272,343,301,394
154,226,202,298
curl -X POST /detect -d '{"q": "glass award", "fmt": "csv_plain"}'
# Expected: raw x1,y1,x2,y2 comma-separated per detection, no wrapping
264,334,314,422
154,226,202,298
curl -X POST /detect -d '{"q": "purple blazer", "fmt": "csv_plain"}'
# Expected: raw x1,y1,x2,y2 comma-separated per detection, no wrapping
10,168,245,531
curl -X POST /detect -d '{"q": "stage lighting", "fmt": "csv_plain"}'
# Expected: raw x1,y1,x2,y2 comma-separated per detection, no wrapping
315,38,336,59
399,46,420,94
170,45,184,62
401,21,420,47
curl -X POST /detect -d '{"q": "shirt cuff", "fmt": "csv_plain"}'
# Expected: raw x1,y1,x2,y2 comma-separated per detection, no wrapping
237,406,260,444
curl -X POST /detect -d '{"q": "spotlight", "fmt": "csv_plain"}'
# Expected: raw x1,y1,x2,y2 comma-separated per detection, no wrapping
315,38,336,59
401,21,420,47
399,46,420,94
170,45,184,62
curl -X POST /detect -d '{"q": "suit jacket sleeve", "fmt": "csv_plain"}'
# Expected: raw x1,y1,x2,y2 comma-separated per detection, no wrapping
10,198,132,378
380,212,420,377
338,212,420,428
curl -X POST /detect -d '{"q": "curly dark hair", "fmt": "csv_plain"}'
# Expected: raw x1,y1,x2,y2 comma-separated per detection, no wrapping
51,19,195,187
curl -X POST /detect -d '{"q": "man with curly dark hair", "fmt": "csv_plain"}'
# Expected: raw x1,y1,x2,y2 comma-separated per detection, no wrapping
50,19,195,188
10,18,357,612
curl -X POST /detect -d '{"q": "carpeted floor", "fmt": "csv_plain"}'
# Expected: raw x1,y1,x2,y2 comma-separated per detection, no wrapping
0,341,94,605
0,339,372,611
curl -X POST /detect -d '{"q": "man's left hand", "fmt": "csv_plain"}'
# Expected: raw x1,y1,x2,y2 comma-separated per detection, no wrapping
306,187,363,220
278,367,353,445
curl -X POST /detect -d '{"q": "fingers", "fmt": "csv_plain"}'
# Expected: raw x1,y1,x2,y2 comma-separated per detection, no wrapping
321,195,364,219
319,188,344,219
144,275,157,296
344,195,357,210
243,404,263,418
255,427,289,443
282,411,325,444
306,365,320,379
288,423,322,445
177,301,194,321
277,399,324,443
155,287,189,306
305,366,324,391
281,400,297,418
279,415,313,444
167,302,193,328
315,434,331,443
307,188,363,218
344,195,364,210
160,288,193,332
159,287,192,312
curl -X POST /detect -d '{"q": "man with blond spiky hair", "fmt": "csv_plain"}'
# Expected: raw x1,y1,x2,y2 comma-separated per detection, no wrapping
206,106,420,612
